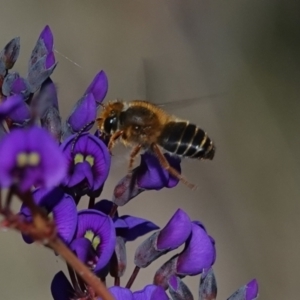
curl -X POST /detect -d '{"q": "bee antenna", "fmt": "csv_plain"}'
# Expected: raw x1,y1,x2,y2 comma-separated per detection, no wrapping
71,120,96,154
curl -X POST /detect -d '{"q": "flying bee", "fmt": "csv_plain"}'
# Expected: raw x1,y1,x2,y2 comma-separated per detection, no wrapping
97,100,215,189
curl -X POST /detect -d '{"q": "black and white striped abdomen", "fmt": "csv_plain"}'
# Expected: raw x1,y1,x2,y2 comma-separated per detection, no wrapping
158,122,215,160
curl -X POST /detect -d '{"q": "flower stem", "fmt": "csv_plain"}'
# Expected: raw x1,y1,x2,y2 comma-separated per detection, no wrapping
125,266,140,289
49,237,115,300
88,196,95,209
109,203,118,218
114,277,120,286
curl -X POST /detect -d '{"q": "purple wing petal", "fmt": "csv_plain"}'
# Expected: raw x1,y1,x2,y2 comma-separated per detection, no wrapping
133,285,168,300
245,279,259,300
0,94,24,120
157,209,191,251
176,223,216,276
85,70,108,104
51,271,74,300
109,286,133,300
70,238,93,264
120,215,159,241
67,93,96,132
39,25,54,53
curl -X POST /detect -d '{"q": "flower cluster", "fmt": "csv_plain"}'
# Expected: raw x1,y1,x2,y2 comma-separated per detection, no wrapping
0,27,259,300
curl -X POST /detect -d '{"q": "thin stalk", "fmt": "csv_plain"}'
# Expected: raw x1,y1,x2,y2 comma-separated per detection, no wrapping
125,266,140,289
88,196,95,209
109,203,118,218
114,277,120,286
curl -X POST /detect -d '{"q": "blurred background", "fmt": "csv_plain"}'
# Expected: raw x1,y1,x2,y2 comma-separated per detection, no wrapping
0,0,300,299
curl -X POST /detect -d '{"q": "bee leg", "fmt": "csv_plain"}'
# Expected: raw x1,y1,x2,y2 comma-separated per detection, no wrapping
151,144,196,190
129,144,142,170
108,130,124,154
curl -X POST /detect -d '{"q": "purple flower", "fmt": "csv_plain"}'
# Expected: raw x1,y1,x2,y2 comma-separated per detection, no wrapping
0,126,66,191
85,70,108,104
154,222,216,289
113,153,181,207
168,275,194,300
20,187,77,244
29,25,53,70
199,268,217,300
109,286,133,300
133,285,169,300
0,37,20,70
64,93,97,138
71,209,116,271
61,133,110,193
0,94,24,121
135,209,191,268
51,271,75,300
136,152,181,190
2,72,31,99
94,200,159,241
227,279,259,300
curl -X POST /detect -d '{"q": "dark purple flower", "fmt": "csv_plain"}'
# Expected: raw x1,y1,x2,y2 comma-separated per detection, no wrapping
33,77,59,116
109,286,133,300
0,94,24,121
168,275,194,300
7,99,30,126
0,126,67,191
135,209,191,268
72,209,116,271
227,279,259,300
199,268,217,300
136,152,181,190
94,199,159,241
85,70,108,104
0,37,20,70
154,222,216,289
61,133,110,193
113,153,181,207
65,93,97,135
133,285,169,300
2,72,31,99
20,187,77,244
51,271,75,300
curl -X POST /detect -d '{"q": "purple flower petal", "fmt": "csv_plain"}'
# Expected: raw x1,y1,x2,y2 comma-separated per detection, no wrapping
109,286,133,300
94,199,118,216
85,70,108,104
245,279,259,300
119,215,159,241
136,152,181,190
61,133,110,192
157,209,191,251
133,285,169,300
51,271,74,300
39,25,53,53
70,237,94,264
8,98,30,124
0,126,67,191
76,209,116,271
0,94,24,121
176,223,216,276
67,93,96,132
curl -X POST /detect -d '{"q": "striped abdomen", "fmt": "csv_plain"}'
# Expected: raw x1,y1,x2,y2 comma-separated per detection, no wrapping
158,122,215,159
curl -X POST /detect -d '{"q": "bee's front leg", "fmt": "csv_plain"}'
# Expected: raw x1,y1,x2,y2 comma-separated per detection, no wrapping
129,144,142,170
108,130,124,154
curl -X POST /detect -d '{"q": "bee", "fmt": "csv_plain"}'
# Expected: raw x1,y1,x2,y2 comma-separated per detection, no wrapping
97,100,215,189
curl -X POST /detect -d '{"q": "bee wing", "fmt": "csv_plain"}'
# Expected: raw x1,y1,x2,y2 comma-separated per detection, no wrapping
154,94,225,110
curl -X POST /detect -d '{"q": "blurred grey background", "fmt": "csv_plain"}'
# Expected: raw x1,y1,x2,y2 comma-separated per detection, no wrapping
1,0,300,299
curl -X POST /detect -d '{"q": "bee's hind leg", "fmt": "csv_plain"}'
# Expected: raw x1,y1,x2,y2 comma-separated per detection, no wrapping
129,144,142,170
108,130,124,154
151,144,196,190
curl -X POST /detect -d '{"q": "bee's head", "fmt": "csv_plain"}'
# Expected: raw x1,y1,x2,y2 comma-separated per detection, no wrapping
97,100,124,135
